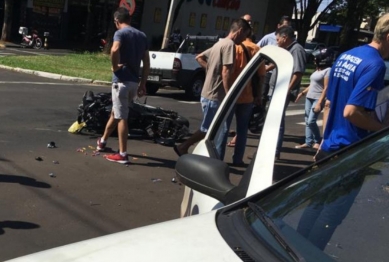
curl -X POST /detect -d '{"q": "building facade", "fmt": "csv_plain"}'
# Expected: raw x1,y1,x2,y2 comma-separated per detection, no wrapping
2,0,293,49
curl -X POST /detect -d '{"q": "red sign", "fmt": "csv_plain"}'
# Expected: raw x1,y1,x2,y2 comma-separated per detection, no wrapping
119,0,136,15
213,0,240,10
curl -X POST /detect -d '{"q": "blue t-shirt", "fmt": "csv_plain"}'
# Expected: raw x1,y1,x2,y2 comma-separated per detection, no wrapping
112,26,148,83
321,44,386,152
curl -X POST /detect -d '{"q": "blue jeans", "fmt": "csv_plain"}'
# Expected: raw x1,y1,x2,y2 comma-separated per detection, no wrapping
226,103,253,163
276,96,290,155
200,97,226,160
304,97,321,146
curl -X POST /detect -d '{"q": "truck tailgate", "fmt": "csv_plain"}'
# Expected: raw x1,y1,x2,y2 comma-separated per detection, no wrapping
148,51,175,69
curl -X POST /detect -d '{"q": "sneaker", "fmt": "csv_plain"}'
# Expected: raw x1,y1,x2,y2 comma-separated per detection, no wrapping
105,153,129,164
97,138,106,152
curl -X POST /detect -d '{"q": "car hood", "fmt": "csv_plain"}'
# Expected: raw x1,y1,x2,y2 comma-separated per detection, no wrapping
7,211,240,262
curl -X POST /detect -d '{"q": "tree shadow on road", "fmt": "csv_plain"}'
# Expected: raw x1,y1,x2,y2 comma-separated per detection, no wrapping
0,221,40,235
0,174,51,188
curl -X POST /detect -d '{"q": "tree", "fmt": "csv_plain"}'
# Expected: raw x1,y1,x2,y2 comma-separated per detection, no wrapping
1,0,13,41
292,0,340,45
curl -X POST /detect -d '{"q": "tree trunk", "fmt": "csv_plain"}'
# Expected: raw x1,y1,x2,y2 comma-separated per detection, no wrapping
339,0,367,52
1,0,13,41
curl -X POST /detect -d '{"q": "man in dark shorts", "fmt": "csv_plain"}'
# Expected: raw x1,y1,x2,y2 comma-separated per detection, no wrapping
97,7,150,164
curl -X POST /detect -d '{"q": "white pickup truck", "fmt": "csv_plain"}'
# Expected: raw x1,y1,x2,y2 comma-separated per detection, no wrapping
145,35,219,99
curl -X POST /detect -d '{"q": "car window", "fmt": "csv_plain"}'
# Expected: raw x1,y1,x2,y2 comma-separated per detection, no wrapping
247,130,389,261
305,43,316,49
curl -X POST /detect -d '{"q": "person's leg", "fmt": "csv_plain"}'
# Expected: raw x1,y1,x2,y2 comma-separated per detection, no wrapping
101,112,118,142
307,98,322,145
304,98,314,146
232,103,253,164
176,130,206,155
175,97,218,155
215,105,235,160
97,84,121,151
276,97,290,158
226,107,236,147
322,99,330,134
105,82,132,164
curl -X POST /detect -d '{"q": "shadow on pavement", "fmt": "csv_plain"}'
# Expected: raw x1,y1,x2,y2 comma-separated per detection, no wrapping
0,221,40,235
0,174,51,188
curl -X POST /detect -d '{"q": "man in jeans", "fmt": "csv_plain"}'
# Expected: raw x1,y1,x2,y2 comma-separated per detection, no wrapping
174,18,251,159
96,7,150,164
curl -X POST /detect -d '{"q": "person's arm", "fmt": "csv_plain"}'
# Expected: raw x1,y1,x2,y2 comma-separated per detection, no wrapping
111,41,121,72
195,53,207,69
344,105,387,131
138,50,150,97
314,74,329,113
295,86,309,102
222,64,233,94
254,62,266,105
265,63,276,72
289,72,303,91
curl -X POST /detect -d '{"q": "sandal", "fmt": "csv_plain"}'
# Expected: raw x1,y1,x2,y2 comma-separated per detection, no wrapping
295,143,311,149
313,143,320,149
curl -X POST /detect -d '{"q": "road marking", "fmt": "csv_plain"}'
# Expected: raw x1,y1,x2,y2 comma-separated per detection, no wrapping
178,101,199,104
285,109,305,116
297,120,323,126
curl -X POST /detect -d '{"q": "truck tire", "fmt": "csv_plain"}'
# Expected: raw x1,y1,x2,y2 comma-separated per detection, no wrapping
185,74,204,100
146,83,160,95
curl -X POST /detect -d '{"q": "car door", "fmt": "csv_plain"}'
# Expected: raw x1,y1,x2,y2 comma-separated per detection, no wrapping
179,45,294,217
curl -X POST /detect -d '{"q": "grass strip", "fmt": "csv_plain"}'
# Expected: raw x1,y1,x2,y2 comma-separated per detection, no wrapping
0,52,112,82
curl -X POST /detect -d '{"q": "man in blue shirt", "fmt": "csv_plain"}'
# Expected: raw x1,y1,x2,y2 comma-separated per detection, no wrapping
97,7,150,164
316,13,389,161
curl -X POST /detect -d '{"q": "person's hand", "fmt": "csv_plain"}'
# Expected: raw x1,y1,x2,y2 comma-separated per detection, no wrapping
313,103,322,113
138,84,146,98
295,92,303,103
112,64,123,72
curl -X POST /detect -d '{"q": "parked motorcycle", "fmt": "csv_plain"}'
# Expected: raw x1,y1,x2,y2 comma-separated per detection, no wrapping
19,27,43,49
70,91,190,146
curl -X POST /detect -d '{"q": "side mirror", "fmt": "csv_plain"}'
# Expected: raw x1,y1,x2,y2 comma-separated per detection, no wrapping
175,154,235,203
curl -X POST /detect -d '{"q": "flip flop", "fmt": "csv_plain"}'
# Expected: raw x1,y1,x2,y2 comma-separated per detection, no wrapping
295,144,311,149
173,145,183,157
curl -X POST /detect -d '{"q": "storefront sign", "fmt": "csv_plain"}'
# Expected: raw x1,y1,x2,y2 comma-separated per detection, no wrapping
212,0,240,10
34,0,65,9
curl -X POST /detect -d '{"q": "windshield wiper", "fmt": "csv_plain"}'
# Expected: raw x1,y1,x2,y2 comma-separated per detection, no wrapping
247,202,305,262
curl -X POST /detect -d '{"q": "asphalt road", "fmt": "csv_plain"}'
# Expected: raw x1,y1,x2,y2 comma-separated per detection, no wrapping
0,67,317,260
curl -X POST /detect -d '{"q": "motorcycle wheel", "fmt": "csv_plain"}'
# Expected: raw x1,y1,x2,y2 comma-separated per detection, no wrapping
34,38,43,49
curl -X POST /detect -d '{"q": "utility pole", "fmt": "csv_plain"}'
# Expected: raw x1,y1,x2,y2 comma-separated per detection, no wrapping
161,0,178,49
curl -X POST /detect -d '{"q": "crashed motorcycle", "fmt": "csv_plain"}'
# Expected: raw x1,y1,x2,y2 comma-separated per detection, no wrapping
69,91,190,146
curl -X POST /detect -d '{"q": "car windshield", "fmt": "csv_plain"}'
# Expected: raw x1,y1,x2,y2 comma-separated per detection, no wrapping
245,128,389,261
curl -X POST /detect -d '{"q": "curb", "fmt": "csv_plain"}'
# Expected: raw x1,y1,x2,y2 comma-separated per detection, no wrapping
0,64,111,86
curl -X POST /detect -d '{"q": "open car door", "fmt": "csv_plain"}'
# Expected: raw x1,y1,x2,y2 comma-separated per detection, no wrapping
178,45,294,217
